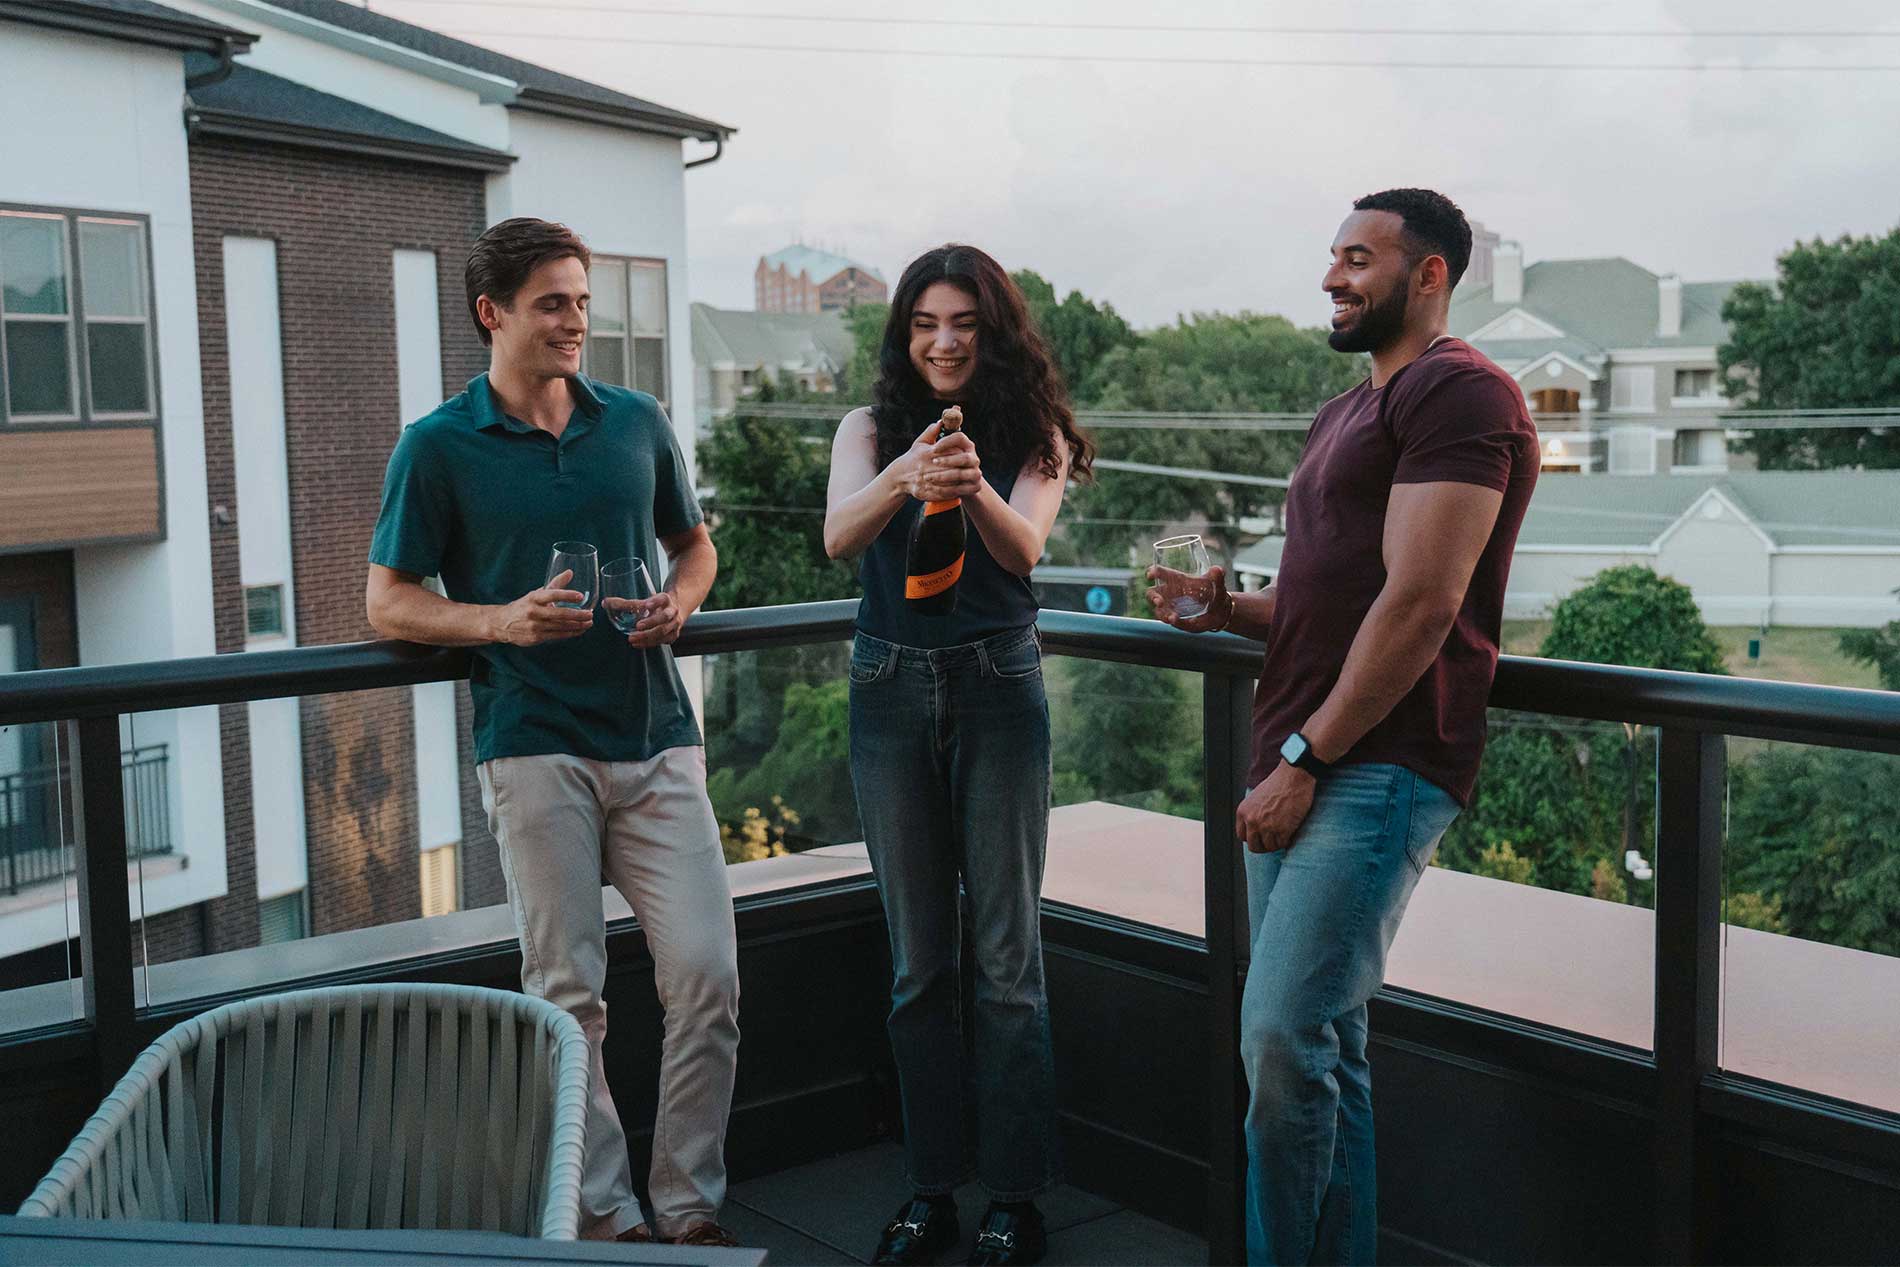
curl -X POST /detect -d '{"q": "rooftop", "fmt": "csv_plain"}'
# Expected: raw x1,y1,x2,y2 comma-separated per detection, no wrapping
1450,255,1743,356
692,303,853,374
0,0,255,52
760,245,885,284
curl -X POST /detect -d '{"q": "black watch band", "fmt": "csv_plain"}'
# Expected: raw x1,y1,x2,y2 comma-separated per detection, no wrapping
1280,731,1332,775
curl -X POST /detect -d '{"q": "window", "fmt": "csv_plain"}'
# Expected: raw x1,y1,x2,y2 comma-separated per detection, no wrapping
420,841,460,918
583,257,668,407
244,583,286,640
1608,426,1657,475
1673,368,1718,400
0,208,155,422
258,890,308,944
1673,429,1727,469
1610,366,1655,412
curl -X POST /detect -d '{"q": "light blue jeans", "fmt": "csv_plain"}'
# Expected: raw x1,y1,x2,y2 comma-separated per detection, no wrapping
1240,763,1459,1266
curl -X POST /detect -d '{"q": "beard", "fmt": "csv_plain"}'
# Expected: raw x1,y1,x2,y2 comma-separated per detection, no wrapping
1327,281,1411,354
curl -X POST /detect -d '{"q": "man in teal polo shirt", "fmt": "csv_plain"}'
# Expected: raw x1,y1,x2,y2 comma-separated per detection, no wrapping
366,218,738,1248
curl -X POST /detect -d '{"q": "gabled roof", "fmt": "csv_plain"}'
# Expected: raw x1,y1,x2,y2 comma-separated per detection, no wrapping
760,245,885,285
1232,472,1900,572
692,304,852,374
0,0,254,53
220,0,733,141
185,56,515,171
1450,257,1742,356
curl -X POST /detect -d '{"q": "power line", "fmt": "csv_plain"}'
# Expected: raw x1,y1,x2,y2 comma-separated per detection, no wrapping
436,28,1900,70
402,1,1900,41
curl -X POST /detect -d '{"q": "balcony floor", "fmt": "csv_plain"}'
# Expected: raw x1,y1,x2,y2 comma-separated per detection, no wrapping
720,1142,1205,1265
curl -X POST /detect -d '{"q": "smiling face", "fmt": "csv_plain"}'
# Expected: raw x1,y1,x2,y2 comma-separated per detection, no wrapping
1322,209,1419,355
907,280,980,400
483,254,588,381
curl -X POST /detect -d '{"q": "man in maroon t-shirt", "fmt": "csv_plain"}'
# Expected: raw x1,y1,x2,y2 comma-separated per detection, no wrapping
1148,189,1538,1266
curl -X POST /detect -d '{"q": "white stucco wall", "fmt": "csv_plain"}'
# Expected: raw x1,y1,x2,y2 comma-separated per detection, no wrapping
0,27,225,957
1655,505,1774,626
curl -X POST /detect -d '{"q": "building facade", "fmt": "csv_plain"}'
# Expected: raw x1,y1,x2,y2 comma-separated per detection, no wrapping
754,245,885,313
691,302,851,420
1451,240,1757,476
0,0,733,977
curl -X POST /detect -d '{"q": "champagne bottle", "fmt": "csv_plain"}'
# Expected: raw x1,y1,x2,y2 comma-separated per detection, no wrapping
904,406,967,616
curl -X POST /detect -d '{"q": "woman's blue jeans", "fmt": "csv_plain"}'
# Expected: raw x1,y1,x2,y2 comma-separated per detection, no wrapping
847,626,1060,1201
1241,763,1460,1265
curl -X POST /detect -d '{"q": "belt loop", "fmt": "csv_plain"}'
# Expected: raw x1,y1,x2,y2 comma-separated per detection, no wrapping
884,642,900,676
973,640,993,676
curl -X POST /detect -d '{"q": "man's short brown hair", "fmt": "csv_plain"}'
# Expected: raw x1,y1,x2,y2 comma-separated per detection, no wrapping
465,218,591,346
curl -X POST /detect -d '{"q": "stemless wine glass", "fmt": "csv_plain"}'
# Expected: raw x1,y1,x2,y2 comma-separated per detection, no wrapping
546,541,598,611
1153,534,1213,619
601,557,657,634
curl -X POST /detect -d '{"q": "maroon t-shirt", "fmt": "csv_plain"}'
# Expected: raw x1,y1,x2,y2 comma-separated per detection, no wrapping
1248,338,1540,805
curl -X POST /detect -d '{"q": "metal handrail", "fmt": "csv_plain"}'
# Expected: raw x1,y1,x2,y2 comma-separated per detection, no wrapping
2,602,1895,752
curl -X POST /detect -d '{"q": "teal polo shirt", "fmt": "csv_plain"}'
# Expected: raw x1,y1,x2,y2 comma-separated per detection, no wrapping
369,373,704,765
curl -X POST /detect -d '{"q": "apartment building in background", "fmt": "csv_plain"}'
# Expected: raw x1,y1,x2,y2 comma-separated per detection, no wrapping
0,0,732,977
691,301,850,419
1450,235,1762,475
754,244,886,313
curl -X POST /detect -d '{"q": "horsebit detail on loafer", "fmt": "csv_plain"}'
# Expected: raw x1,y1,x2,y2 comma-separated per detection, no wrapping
889,1218,931,1238
976,1230,1016,1250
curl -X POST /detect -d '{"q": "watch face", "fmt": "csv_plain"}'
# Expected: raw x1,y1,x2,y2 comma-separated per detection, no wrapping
1281,733,1309,765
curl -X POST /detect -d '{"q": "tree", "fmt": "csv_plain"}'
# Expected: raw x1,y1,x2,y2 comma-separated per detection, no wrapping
1060,314,1365,568
1839,621,1900,691
1441,567,1727,901
706,678,861,853
1011,269,1137,403
836,301,889,403
1538,566,1728,674
1720,227,1900,470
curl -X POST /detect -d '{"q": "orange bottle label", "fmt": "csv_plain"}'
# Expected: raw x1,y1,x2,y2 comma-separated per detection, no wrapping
923,498,961,516
905,554,965,599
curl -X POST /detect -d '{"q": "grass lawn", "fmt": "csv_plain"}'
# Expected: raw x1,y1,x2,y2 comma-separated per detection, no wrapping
1499,622,1884,691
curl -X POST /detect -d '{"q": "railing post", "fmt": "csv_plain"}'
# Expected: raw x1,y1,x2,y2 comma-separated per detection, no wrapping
1203,671,1254,1265
69,715,138,1091
1653,727,1724,1264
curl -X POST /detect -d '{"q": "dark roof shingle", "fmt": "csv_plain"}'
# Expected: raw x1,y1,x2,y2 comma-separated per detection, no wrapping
0,0,255,52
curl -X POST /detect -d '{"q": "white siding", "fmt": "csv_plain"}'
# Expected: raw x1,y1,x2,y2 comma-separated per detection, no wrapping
392,249,463,855
223,237,310,903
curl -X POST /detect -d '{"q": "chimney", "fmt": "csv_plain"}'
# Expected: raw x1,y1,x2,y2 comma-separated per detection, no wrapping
1658,273,1682,337
1493,240,1523,304
1465,221,1501,290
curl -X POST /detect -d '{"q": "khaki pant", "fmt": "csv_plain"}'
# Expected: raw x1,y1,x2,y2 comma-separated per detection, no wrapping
478,747,739,1240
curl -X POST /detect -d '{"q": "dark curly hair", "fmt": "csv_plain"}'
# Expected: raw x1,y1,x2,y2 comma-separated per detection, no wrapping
870,244,1094,484
1352,188,1473,288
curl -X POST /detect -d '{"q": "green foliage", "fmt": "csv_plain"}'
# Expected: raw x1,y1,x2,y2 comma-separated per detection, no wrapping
1720,226,1900,469
837,301,890,402
706,678,860,852
720,800,796,864
1539,565,1729,674
1723,890,1786,935
1728,746,1900,955
1012,268,1138,402
1061,313,1365,569
1472,840,1535,885
1838,621,1900,691
699,409,855,612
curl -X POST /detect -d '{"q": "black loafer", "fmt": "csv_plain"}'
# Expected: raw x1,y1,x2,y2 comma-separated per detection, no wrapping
967,1203,1046,1266
873,1196,961,1265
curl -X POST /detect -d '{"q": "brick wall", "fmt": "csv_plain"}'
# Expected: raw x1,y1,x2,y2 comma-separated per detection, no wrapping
185,137,492,952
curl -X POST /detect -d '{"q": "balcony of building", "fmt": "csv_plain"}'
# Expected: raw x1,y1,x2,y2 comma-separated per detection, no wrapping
0,604,1896,1264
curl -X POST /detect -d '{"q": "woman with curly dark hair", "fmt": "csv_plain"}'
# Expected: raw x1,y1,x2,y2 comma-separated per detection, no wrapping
823,245,1093,1267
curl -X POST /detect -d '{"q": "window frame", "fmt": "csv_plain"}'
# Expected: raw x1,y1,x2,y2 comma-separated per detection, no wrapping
0,204,159,428
582,255,669,410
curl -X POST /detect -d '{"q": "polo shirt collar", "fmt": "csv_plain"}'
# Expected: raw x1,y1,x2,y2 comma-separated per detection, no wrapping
467,372,606,434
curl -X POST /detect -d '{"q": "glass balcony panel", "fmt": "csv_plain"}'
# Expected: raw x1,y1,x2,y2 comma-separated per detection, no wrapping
1385,708,1657,1050
0,718,82,1034
1720,738,1900,1113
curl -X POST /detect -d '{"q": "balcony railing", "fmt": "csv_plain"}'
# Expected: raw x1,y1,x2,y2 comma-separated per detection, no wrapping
0,744,169,895
0,604,1896,1264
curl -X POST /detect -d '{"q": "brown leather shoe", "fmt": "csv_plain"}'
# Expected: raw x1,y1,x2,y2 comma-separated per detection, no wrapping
615,1224,658,1243
674,1220,742,1248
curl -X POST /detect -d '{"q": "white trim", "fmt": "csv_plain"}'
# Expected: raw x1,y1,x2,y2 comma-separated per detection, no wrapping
1468,307,1566,341
1604,346,1718,364
1669,464,1728,476
1669,397,1725,410
1777,545,1900,556
1649,485,1778,554
1512,350,1600,384
194,0,520,102
1516,543,1658,555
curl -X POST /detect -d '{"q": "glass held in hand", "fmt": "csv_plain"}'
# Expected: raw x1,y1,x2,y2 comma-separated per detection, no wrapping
546,542,599,611
600,557,658,635
1152,534,1214,619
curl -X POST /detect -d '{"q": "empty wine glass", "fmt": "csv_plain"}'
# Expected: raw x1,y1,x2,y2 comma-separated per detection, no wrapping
601,557,657,634
1153,534,1213,619
546,542,598,611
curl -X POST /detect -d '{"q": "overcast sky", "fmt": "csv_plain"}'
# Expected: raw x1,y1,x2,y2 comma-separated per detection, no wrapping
378,0,1900,330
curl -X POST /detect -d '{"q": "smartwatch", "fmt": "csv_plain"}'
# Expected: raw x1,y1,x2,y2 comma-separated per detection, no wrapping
1279,731,1332,776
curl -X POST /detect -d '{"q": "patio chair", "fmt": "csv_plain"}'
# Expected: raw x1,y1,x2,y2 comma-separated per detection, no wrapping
17,982,588,1239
